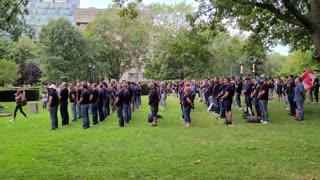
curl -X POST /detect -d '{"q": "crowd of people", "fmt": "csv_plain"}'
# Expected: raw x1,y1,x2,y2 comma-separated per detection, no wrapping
9,74,318,129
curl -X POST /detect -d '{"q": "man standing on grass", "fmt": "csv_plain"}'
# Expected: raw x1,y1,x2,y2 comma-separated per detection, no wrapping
235,78,243,108
122,83,131,124
48,84,59,130
59,82,69,126
69,84,77,122
76,83,82,119
149,83,160,127
293,77,305,121
90,83,99,125
78,84,90,129
115,84,125,127
258,78,270,124
221,78,235,126
243,78,254,115
287,75,297,117
97,84,105,122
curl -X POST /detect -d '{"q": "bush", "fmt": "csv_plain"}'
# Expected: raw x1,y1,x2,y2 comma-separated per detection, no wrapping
141,84,149,95
0,89,40,102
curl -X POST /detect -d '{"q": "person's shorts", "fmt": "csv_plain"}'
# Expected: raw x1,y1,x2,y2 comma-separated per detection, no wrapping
223,100,232,112
277,88,283,95
150,105,159,117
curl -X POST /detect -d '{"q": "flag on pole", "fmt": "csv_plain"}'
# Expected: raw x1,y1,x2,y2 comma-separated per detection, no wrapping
302,70,317,92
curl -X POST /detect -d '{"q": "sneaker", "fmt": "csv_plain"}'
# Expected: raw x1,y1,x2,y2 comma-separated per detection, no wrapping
262,121,269,124
152,123,158,127
9,119,15,122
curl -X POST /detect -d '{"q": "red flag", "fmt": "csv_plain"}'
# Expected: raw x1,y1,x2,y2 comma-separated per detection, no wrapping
302,70,317,92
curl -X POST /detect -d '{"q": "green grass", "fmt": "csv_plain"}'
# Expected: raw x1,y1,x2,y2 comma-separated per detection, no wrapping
0,96,319,179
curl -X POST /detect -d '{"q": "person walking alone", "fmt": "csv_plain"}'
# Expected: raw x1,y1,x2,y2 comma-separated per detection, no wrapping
10,89,29,122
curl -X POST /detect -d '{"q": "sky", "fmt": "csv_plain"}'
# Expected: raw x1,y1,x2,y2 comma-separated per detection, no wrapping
80,0,289,56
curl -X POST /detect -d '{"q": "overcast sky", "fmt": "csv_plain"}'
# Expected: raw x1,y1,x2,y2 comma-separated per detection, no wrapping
80,0,289,56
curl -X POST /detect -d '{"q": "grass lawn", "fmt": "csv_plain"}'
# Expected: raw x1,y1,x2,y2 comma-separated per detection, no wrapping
0,96,319,179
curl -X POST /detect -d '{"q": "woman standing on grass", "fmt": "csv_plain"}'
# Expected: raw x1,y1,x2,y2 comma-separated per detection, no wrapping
10,89,29,122
41,90,48,109
183,86,193,127
160,83,167,109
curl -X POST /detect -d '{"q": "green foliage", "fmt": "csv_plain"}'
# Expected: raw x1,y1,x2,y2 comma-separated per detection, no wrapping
7,36,36,64
85,9,149,81
281,51,320,76
39,18,90,82
0,0,33,40
262,52,286,77
0,59,19,85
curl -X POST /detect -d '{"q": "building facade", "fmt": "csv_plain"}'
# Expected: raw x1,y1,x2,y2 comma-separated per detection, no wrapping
24,0,80,37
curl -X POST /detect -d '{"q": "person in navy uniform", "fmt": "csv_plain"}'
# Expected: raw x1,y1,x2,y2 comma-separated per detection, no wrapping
221,78,235,126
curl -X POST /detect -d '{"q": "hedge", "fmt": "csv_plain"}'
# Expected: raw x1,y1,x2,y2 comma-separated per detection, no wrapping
0,89,40,102
141,84,149,95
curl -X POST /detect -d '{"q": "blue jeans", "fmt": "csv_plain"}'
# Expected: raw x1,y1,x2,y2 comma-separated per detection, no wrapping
70,102,77,121
135,96,141,108
220,100,225,118
98,103,104,121
91,103,98,124
296,101,304,120
50,106,58,129
245,95,252,113
236,93,241,107
123,103,130,123
183,106,191,123
42,100,48,109
117,106,124,126
214,98,220,114
76,104,81,118
259,100,268,122
81,104,90,128
161,93,166,109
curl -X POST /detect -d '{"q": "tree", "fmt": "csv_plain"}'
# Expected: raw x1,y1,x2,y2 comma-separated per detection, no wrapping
16,61,42,85
7,36,36,64
39,18,90,82
0,0,32,40
85,9,149,81
0,59,19,85
196,0,320,64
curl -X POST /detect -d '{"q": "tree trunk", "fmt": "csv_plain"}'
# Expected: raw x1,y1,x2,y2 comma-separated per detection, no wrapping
311,0,320,64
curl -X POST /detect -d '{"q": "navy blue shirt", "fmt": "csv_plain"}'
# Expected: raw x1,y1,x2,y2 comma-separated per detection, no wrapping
244,82,254,96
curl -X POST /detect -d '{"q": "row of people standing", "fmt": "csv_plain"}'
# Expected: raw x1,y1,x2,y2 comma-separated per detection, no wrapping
46,81,142,130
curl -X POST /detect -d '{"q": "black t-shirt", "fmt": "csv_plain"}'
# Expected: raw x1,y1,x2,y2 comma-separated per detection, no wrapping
76,88,82,101
224,84,234,101
149,88,159,106
314,82,319,94
217,85,225,99
259,83,269,101
80,90,90,105
115,89,124,107
212,83,221,97
254,85,261,99
236,81,243,93
123,89,131,104
49,91,59,107
135,87,142,96
90,89,99,103
244,82,253,96
60,88,69,103
98,89,105,104
183,93,192,108
69,89,77,103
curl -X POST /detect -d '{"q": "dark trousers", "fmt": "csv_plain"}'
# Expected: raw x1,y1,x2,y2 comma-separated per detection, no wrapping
91,103,98,125
245,95,252,113
315,93,319,103
81,104,90,128
214,98,220,114
289,98,296,115
60,101,69,125
254,101,261,117
14,104,27,119
117,106,124,126
98,103,104,122
191,94,196,109
50,106,58,129
180,103,184,119
183,106,191,123
236,93,241,107
220,100,225,118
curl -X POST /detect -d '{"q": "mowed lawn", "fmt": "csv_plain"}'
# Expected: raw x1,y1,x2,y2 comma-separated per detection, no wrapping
0,96,319,179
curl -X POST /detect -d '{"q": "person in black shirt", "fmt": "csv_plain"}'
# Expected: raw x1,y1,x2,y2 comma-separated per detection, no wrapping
183,86,193,127
251,80,261,119
59,82,69,126
243,78,254,115
90,83,99,125
276,76,284,101
258,78,270,124
48,85,59,130
97,84,105,122
217,79,226,119
134,83,142,109
212,78,221,114
314,78,319,103
235,78,243,108
76,83,82,119
122,82,131,124
221,78,234,125
149,83,160,127
115,84,125,127
69,84,77,122
78,84,90,129
287,75,296,116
